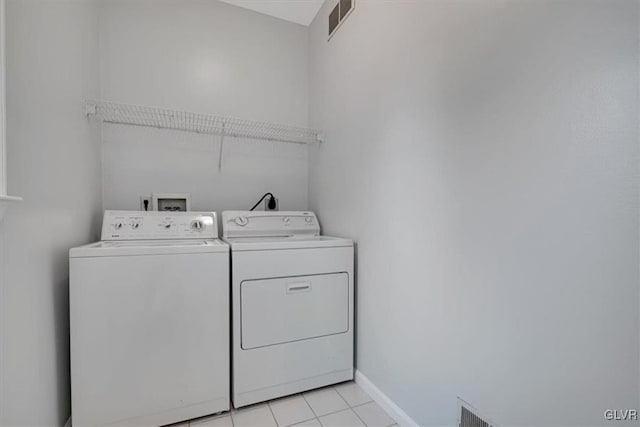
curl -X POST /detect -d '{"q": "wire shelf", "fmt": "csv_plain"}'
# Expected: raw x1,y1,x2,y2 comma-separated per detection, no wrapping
85,100,322,145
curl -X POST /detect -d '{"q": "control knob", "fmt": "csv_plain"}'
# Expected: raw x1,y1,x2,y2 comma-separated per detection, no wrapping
114,223,123,230
235,216,248,226
191,220,205,231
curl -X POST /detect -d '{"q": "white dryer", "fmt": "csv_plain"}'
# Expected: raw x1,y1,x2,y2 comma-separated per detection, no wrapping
70,211,229,427
222,211,354,407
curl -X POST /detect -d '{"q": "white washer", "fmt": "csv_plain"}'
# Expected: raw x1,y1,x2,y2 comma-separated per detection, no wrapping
222,211,354,407
70,211,230,427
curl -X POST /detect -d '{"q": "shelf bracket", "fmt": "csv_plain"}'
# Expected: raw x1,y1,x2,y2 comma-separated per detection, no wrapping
84,101,97,116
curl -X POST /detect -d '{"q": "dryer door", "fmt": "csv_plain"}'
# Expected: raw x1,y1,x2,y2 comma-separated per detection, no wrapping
240,273,349,350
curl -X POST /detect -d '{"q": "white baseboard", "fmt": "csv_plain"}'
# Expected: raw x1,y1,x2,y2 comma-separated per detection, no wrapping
64,416,71,427
354,370,420,427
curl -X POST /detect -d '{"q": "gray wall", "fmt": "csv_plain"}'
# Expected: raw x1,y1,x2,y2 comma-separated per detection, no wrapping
308,1,639,425
2,0,102,425
99,0,310,212
1,2,310,424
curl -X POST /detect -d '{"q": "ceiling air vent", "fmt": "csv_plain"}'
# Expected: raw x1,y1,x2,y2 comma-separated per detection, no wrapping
328,0,354,40
458,398,499,427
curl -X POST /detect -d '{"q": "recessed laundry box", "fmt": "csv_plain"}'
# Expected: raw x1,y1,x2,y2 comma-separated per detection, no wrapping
222,211,354,408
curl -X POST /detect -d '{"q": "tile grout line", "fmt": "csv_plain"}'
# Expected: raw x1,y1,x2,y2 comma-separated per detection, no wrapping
266,400,280,427
299,392,324,426
351,400,374,409
303,385,359,420
350,399,397,427
188,411,231,427
293,386,359,427
282,395,317,427
351,407,369,426
335,383,375,408
334,384,371,409
268,394,318,427
314,408,353,421
332,385,351,407
285,415,318,426
333,383,380,427
184,383,393,427
329,385,369,427
306,402,362,420
311,406,370,427
232,403,271,426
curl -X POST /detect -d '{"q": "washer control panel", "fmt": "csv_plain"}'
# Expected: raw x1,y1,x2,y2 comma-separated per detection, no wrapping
222,211,319,238
101,211,217,240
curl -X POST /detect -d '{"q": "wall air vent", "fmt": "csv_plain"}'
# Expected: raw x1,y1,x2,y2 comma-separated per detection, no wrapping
328,0,354,40
458,398,499,427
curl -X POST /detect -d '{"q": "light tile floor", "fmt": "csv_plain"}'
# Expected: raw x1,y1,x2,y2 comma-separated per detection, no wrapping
176,381,398,427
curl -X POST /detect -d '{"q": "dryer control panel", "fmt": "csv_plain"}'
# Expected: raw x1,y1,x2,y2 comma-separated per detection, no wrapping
101,210,218,240
222,211,320,238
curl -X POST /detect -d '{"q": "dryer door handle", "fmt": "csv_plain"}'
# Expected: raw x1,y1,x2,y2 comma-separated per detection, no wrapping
287,282,311,294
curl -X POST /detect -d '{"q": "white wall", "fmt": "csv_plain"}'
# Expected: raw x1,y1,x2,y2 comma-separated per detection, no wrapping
99,0,310,212
0,0,6,196
308,1,639,426
2,1,102,425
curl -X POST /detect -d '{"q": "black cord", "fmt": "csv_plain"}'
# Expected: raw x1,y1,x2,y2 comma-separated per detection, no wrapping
250,193,276,211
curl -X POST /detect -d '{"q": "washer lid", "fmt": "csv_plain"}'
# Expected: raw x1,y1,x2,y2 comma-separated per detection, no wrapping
69,239,229,258
223,235,352,251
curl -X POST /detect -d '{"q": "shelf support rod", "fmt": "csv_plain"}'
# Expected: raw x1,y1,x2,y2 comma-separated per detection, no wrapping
218,122,225,171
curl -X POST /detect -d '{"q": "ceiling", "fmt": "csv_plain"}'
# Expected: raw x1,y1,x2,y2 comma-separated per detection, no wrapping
219,0,325,26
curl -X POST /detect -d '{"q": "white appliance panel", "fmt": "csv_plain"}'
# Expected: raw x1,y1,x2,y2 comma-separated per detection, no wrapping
230,245,354,407
70,250,229,426
222,210,319,238
70,239,228,258
101,210,217,240
225,235,352,251
232,246,353,279
241,273,349,349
